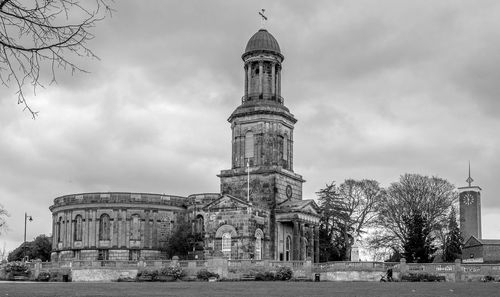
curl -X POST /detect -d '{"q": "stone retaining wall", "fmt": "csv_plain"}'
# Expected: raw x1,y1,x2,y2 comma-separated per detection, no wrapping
6,258,500,282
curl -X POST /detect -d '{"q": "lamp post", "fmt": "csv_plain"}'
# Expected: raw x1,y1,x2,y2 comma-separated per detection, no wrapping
23,212,33,261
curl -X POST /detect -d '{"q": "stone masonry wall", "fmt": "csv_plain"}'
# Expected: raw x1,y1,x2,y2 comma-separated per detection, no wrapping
201,205,270,260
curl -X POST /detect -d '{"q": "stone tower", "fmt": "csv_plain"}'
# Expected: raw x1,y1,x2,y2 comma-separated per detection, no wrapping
458,164,482,241
218,28,305,208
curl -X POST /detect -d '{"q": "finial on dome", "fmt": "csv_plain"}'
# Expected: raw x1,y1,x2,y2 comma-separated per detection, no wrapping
258,9,268,29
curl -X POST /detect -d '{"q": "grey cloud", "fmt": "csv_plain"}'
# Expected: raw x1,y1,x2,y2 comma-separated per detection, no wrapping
2,0,500,254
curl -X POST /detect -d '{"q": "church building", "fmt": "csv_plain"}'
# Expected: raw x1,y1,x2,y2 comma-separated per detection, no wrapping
459,166,500,263
49,28,321,263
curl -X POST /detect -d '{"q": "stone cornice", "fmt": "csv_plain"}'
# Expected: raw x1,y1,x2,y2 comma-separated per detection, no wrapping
50,192,187,211
228,101,296,124
218,166,305,183
458,186,482,192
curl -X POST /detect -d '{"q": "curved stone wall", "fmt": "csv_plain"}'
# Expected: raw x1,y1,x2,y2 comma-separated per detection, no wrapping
50,192,187,261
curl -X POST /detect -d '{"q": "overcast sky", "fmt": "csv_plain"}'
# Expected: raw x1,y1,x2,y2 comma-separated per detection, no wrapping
1,0,500,255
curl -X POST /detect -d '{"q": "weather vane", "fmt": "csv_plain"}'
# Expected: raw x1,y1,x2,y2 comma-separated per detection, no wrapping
466,161,474,187
259,9,268,28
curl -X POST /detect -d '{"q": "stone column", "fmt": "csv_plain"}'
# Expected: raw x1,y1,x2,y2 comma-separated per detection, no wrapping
112,210,118,247
314,225,319,263
277,65,281,98
292,220,299,260
247,63,252,96
244,64,249,98
271,63,276,97
83,210,88,248
52,215,56,249
63,211,69,248
145,211,150,248
117,210,122,248
152,211,158,249
299,222,304,260
69,213,74,249
308,225,314,260
259,61,263,96
93,210,98,247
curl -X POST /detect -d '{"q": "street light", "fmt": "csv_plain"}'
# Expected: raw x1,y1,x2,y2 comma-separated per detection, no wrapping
24,212,33,261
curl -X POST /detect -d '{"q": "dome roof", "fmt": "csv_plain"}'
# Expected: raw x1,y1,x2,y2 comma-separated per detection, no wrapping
244,29,281,55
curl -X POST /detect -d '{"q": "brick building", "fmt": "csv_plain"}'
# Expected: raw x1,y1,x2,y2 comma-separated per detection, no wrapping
50,28,321,262
462,237,500,264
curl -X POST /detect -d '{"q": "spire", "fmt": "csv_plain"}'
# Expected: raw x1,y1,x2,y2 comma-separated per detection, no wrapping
466,161,474,187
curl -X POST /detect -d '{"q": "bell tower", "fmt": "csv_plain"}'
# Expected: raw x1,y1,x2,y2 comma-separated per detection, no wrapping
218,28,304,208
458,163,482,242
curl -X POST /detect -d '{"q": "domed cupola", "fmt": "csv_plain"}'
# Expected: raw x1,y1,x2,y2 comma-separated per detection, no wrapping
243,29,282,59
241,29,284,104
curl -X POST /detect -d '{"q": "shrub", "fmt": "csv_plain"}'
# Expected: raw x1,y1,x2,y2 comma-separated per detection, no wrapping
196,269,219,281
49,271,63,282
481,275,495,282
36,271,50,282
255,271,275,281
5,261,30,276
116,276,135,282
160,266,186,280
401,273,445,282
137,269,159,281
275,266,293,281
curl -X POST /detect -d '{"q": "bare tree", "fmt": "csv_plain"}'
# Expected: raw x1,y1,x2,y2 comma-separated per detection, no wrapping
1,241,6,261
0,0,112,118
369,173,457,259
317,179,382,260
0,203,8,236
337,179,383,259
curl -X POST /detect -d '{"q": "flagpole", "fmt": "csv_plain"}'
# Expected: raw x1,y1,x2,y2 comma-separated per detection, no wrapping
247,160,250,202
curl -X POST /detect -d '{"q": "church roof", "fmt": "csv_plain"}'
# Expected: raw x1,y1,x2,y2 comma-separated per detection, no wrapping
277,199,320,216
244,29,281,55
477,239,500,245
464,236,500,247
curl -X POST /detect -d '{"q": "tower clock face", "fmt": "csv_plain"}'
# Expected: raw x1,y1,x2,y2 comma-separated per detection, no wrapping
286,185,293,198
463,193,474,205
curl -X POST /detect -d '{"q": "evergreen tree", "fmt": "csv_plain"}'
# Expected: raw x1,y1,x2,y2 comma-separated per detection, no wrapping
402,211,436,263
167,218,203,259
442,208,462,262
317,182,350,261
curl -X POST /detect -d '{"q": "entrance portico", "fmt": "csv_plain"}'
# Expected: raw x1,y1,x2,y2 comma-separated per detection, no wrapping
276,199,321,262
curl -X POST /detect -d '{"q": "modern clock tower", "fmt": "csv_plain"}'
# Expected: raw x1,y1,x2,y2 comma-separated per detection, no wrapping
458,164,482,242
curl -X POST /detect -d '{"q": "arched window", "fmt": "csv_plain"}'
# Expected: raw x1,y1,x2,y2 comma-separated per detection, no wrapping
73,215,83,241
255,229,263,260
245,131,254,159
57,217,62,243
99,214,111,241
285,235,292,261
222,233,232,259
195,214,204,234
216,224,237,259
130,214,140,240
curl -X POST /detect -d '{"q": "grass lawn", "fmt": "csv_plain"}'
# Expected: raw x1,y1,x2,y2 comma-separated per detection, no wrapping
1,281,499,297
